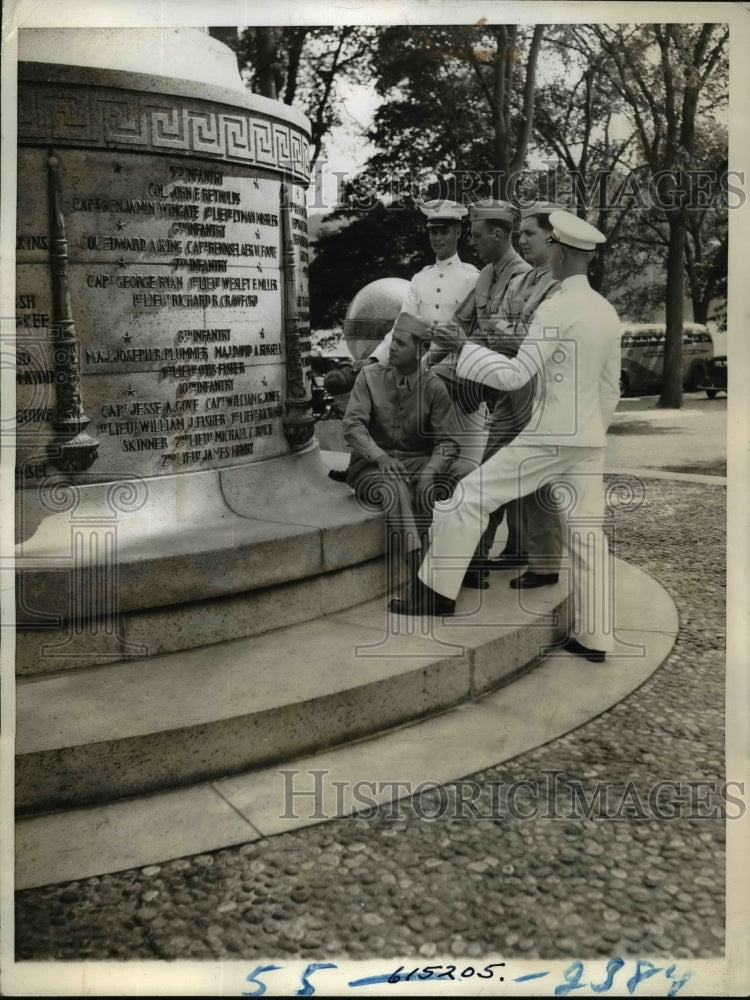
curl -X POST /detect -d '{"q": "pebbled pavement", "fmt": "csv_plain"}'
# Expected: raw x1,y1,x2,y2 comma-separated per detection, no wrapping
15,477,726,961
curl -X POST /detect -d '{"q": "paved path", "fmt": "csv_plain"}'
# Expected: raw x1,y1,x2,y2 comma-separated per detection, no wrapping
606,393,726,475
14,476,727,963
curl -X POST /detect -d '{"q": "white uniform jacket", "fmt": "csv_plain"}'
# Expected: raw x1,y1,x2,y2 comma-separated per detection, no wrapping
456,274,621,447
370,253,479,363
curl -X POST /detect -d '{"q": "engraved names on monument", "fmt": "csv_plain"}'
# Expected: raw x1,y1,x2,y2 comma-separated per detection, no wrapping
16,146,310,481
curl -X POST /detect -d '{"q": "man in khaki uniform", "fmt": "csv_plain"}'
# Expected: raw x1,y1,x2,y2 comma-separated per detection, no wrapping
454,200,531,347
343,312,460,582
327,200,478,481
476,202,567,589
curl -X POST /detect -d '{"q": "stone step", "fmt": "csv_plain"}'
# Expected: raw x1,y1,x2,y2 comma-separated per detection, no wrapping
15,446,390,674
16,552,678,889
15,556,389,676
16,445,382,625
16,564,576,815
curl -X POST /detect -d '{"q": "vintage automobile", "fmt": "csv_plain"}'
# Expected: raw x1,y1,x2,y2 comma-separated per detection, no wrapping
697,354,727,399
619,323,714,396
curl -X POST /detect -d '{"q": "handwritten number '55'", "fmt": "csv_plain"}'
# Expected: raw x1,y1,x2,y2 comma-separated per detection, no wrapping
243,962,338,997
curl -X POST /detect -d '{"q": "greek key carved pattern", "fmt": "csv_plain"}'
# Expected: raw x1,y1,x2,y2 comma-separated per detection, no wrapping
100,97,149,146
148,107,186,149
251,120,276,166
19,83,310,180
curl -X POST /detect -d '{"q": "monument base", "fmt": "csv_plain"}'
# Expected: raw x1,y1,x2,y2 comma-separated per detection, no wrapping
17,567,574,814
16,440,391,671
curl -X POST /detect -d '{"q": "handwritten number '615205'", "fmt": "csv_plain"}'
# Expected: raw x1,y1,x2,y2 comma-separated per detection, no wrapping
388,963,505,982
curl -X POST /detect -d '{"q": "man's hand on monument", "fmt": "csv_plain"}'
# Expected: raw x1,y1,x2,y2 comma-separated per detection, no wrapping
430,322,466,350
376,454,410,482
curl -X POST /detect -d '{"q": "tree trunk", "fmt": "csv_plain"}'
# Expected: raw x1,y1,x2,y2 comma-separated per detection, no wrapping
693,300,709,325
255,27,279,99
491,28,509,198
658,212,685,408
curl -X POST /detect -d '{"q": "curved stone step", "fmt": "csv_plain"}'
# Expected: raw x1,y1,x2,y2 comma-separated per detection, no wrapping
16,562,576,814
15,555,390,676
15,444,393,674
15,556,678,888
16,444,380,623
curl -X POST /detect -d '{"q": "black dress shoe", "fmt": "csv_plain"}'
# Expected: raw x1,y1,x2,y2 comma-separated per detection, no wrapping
389,581,456,616
485,552,528,570
562,637,606,663
328,468,349,483
510,571,559,589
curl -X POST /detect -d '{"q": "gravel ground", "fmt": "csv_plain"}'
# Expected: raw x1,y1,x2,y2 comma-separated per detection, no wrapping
15,477,726,962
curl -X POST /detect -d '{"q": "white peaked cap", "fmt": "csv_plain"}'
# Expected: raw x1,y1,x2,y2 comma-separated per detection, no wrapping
548,210,606,251
419,199,469,224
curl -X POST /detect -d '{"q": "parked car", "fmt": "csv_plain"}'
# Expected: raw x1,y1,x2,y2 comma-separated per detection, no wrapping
697,355,727,399
619,323,714,396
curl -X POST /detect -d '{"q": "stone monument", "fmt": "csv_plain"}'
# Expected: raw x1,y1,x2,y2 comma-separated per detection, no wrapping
14,28,391,813
16,28,313,518
14,30,574,820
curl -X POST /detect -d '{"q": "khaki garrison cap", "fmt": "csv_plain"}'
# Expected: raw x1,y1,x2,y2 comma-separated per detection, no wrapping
393,312,432,341
468,200,517,224
419,200,468,227
548,210,606,251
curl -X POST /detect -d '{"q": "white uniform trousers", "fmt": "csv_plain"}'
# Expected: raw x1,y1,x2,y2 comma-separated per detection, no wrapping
418,442,613,651
452,403,489,471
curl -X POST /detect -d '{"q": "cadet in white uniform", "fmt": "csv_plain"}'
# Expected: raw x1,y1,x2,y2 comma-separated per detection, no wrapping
327,200,479,482
369,200,480,363
391,211,622,663
368,200,484,464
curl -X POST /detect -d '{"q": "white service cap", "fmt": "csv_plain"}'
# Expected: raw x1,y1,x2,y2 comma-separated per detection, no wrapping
548,210,606,251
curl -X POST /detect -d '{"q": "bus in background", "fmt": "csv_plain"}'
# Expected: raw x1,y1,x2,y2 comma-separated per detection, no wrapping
619,323,714,396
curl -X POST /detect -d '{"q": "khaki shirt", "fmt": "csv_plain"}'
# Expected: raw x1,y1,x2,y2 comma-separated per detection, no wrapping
343,364,459,472
489,263,560,357
455,247,531,346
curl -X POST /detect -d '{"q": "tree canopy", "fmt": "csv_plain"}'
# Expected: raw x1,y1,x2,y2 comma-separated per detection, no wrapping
215,21,729,405
211,26,377,168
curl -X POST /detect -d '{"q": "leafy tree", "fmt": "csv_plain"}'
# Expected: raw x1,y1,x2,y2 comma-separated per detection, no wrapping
210,26,377,168
586,23,728,407
532,47,638,293
363,24,545,200
533,28,727,331
308,24,547,323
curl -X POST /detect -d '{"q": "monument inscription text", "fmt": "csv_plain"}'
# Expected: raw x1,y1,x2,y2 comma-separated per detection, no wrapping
16,146,310,482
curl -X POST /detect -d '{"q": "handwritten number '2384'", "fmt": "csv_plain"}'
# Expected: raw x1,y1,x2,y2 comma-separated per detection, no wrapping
554,959,693,997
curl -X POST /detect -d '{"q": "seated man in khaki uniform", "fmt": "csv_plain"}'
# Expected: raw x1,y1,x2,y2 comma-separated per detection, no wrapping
327,199,480,483
343,312,460,583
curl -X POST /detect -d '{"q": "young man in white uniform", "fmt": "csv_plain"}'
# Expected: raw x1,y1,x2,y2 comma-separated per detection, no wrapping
390,211,622,663
327,200,481,482
368,199,480,364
